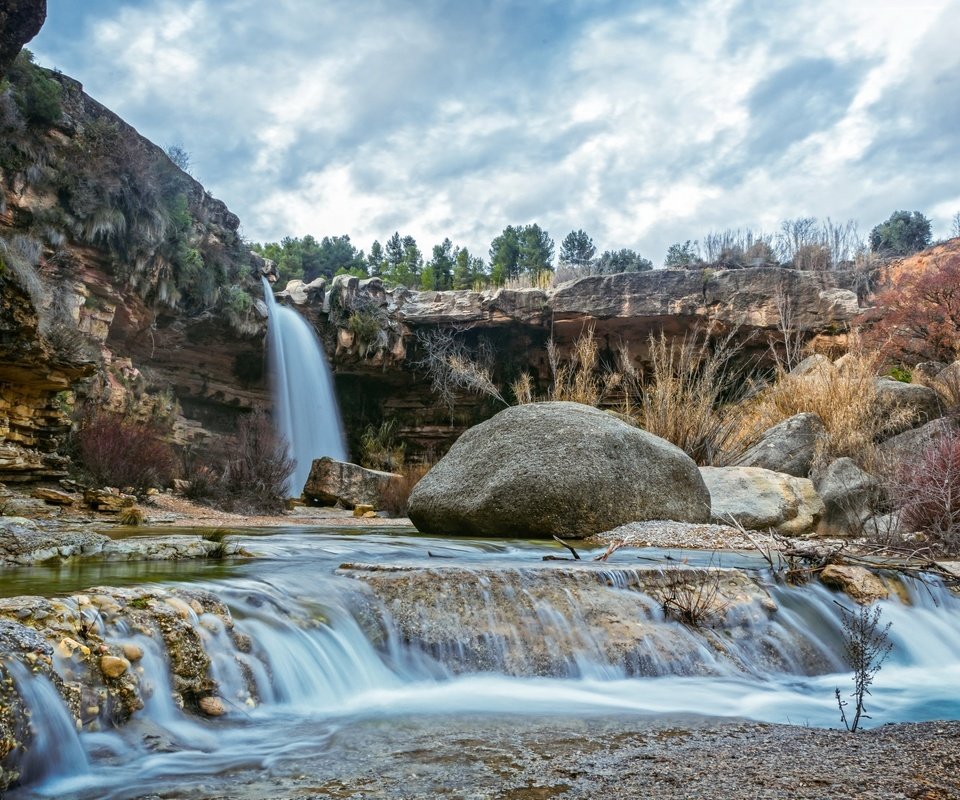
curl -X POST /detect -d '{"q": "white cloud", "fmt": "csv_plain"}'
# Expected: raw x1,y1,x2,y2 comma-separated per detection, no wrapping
32,0,960,261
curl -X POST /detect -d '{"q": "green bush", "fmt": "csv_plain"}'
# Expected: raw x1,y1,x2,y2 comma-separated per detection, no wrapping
9,50,62,126
869,210,932,257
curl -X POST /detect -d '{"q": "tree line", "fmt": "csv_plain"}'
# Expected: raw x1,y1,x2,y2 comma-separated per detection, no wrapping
252,209,939,288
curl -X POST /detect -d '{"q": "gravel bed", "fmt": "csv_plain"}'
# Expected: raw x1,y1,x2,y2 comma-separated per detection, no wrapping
137,716,960,800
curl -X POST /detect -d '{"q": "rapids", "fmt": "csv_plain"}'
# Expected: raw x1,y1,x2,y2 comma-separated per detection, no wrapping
3,528,960,799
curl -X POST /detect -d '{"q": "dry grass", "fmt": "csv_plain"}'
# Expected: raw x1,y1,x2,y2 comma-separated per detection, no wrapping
547,326,621,407
380,462,432,517
118,505,145,526
629,329,759,466
915,363,960,419
741,344,915,472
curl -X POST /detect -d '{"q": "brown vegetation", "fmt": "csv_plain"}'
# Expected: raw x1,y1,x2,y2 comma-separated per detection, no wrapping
866,253,960,364
74,410,175,493
742,345,914,472
380,462,432,517
892,431,960,554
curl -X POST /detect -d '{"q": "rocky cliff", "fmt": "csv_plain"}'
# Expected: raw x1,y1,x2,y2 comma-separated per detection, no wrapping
277,265,867,459
0,48,268,482
0,0,45,78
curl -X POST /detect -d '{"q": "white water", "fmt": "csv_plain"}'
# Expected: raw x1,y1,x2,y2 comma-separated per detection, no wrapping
6,532,960,799
261,277,347,495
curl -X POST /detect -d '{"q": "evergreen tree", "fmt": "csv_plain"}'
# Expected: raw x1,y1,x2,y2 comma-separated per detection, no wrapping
517,223,555,275
595,248,653,273
452,247,485,289
489,225,521,284
559,229,597,268
869,211,933,257
663,240,702,269
428,238,455,290
385,232,404,276
367,240,385,276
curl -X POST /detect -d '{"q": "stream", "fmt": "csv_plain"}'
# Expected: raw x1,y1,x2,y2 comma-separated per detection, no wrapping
3,526,960,799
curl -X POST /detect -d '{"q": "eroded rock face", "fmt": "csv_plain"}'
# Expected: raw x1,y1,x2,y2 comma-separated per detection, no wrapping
700,466,824,536
0,0,45,78
408,402,710,538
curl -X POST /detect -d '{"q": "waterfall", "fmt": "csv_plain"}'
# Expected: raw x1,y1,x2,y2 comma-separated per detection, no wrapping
261,276,347,495
6,660,90,795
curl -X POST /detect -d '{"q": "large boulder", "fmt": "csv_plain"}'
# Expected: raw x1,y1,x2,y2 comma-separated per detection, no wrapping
873,378,942,436
878,418,954,465
732,413,825,477
407,402,710,538
700,466,824,536
302,457,401,509
815,457,882,537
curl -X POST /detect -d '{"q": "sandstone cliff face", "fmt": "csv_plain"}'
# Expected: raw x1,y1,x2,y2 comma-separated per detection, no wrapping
277,266,866,459
0,58,267,481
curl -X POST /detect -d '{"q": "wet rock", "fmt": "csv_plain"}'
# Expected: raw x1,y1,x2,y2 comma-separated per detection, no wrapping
0,585,250,736
198,696,226,716
0,618,65,792
303,458,402,509
732,413,825,477
700,466,823,536
121,643,144,662
100,655,130,678
338,561,800,677
409,402,710,538
0,525,110,565
819,565,889,604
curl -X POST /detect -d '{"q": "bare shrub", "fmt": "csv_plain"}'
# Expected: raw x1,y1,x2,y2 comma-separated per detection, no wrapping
631,329,759,466
380,462,432,517
654,565,731,628
416,328,507,413
835,602,893,732
75,410,175,493
219,411,294,514
892,431,960,554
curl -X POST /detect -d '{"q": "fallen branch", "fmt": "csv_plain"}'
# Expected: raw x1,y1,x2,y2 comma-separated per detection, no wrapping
553,535,581,560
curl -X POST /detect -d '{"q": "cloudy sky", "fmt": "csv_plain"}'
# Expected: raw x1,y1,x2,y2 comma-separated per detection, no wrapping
31,0,960,263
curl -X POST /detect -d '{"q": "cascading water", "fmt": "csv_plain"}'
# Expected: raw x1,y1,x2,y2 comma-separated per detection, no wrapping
261,276,347,495
4,532,960,799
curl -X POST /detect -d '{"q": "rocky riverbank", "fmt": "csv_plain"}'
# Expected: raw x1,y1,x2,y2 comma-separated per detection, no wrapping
115,715,960,800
